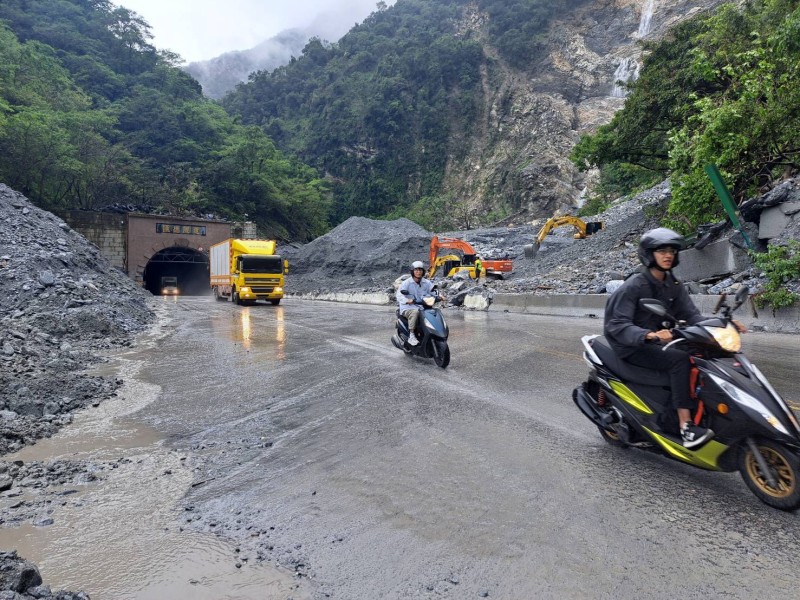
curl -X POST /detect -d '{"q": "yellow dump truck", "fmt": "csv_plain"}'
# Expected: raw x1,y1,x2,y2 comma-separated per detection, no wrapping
210,239,287,305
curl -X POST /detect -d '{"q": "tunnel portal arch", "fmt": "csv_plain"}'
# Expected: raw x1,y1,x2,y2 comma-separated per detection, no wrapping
143,246,209,296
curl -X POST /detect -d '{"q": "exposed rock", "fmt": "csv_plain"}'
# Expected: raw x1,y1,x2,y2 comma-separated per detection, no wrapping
443,0,729,222
283,178,800,303
0,184,154,455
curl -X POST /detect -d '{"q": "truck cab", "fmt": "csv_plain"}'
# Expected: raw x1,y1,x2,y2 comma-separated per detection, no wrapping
160,276,179,295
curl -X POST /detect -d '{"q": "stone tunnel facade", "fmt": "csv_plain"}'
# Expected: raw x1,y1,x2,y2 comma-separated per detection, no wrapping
57,211,231,285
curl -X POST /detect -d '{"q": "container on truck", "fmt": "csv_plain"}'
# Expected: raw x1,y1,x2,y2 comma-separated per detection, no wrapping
210,239,288,305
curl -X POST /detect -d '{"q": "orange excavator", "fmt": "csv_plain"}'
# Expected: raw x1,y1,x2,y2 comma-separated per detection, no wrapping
428,236,513,280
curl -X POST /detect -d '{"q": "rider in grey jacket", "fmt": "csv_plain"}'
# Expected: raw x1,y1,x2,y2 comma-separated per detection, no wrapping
397,260,435,346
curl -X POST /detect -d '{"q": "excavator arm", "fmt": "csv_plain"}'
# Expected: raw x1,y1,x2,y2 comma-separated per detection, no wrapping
524,216,604,259
428,236,478,278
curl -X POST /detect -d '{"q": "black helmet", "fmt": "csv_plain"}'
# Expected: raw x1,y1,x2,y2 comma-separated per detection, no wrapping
638,227,685,269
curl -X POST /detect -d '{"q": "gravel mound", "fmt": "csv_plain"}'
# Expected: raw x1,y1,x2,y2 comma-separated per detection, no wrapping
281,179,800,301
0,184,157,599
0,185,154,456
280,216,434,294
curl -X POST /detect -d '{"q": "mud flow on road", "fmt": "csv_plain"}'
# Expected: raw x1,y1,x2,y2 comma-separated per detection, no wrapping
0,303,308,600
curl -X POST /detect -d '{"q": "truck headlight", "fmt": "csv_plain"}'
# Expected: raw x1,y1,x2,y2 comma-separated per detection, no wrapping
240,287,250,293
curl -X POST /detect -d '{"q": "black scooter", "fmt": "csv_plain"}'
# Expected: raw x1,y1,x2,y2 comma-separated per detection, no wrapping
573,286,800,510
391,289,450,368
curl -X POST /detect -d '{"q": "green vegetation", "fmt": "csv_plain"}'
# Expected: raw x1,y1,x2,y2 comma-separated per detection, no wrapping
572,0,800,305
572,0,800,233
0,0,329,240
751,241,800,310
222,0,571,225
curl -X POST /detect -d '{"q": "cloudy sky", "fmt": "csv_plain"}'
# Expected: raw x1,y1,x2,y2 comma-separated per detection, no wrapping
119,0,392,63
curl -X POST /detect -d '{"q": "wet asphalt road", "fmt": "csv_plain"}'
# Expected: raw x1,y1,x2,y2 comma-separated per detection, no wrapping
138,296,800,599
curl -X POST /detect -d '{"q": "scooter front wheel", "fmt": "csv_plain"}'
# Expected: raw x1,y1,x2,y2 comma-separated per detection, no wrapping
739,439,800,511
432,339,450,369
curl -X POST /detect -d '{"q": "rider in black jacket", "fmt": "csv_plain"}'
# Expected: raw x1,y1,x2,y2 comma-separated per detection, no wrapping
604,228,714,448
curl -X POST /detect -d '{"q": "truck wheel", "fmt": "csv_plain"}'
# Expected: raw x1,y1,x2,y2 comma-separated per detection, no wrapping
232,290,239,305
271,299,281,306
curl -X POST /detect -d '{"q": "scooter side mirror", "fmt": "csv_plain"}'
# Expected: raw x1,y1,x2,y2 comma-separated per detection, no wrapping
638,298,667,316
400,289,410,296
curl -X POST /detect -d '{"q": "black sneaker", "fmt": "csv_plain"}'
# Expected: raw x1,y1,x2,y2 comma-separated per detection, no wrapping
681,422,714,448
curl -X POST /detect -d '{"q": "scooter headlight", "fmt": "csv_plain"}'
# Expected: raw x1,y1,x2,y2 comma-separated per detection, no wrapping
423,296,436,307
703,323,741,352
708,373,789,435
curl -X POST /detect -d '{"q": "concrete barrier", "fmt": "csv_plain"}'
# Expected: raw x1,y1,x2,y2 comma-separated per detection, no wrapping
290,291,800,333
673,238,751,282
490,293,800,333
293,291,391,305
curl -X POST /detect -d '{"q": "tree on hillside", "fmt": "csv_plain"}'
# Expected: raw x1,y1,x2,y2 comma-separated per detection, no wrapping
0,1,331,241
572,0,800,231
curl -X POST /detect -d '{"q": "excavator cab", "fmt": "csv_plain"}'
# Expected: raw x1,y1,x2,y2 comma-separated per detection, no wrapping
428,236,512,280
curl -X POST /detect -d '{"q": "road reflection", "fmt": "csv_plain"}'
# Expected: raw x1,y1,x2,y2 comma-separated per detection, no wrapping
225,306,287,360
240,309,252,350
274,307,286,360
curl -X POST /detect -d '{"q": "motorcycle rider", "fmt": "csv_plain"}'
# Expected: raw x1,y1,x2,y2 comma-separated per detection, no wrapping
604,228,744,448
396,260,437,346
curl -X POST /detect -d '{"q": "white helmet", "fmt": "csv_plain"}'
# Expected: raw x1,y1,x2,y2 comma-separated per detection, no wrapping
411,261,425,270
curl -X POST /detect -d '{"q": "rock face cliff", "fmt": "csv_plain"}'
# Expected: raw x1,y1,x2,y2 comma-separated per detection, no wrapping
445,0,727,222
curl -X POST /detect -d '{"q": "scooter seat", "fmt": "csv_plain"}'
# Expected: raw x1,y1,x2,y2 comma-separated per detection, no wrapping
589,336,670,387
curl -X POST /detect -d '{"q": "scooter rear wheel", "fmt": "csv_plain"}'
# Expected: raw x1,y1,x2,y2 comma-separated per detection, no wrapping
597,426,627,448
739,440,800,511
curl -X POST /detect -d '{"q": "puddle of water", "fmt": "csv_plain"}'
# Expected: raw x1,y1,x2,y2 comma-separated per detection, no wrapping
3,451,302,600
0,311,309,600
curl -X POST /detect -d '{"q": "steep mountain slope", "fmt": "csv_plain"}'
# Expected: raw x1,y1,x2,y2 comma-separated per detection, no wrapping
224,0,727,227
435,0,729,222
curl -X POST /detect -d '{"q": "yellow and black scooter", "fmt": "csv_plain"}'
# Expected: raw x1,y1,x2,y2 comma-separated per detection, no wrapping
573,287,800,511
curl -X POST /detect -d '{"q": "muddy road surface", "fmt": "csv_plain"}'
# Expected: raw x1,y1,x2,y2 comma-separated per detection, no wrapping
4,297,800,599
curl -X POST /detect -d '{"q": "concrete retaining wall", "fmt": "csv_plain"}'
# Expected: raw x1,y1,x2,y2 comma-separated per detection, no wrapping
294,291,800,333
490,293,800,333
58,211,127,271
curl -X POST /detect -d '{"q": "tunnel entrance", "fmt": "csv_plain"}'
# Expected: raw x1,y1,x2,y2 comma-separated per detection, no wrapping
143,246,209,296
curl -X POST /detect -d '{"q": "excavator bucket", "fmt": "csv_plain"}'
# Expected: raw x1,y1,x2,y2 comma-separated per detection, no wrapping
523,242,540,259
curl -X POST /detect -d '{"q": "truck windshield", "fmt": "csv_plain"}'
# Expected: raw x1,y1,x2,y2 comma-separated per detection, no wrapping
241,255,283,273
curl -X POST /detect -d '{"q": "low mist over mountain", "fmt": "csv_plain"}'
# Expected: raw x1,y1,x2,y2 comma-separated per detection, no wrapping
184,1,397,99
184,28,310,99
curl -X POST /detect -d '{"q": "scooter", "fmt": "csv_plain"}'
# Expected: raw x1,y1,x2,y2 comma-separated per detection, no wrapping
573,286,800,510
391,289,450,368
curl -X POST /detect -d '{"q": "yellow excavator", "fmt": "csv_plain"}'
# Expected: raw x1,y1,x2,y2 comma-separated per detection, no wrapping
427,236,514,279
523,216,604,259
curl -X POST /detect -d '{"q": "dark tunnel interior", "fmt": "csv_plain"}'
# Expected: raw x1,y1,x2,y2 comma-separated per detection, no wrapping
142,247,210,296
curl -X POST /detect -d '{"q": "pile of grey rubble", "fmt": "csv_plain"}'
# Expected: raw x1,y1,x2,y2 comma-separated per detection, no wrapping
0,184,154,599
282,178,800,305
